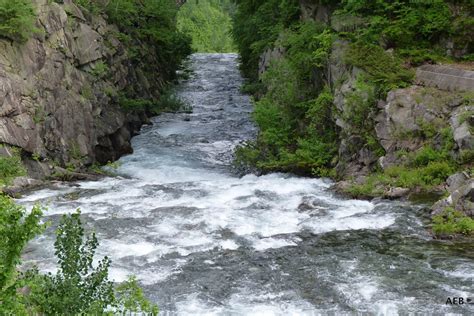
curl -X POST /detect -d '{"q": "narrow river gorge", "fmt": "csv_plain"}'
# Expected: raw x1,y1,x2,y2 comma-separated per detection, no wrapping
19,54,473,315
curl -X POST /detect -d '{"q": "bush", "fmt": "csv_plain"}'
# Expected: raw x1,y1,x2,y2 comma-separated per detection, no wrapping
344,43,414,96
119,88,190,114
0,148,26,186
0,0,37,42
234,20,339,175
88,61,109,79
232,0,300,80
0,198,158,314
432,207,474,236
410,146,449,167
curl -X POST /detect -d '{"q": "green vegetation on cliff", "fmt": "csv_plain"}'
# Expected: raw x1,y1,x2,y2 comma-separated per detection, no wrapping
236,20,337,176
433,207,474,236
233,0,473,178
177,0,236,53
0,0,36,42
92,0,191,79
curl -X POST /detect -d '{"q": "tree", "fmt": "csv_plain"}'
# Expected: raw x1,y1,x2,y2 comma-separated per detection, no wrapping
0,195,44,314
25,211,159,315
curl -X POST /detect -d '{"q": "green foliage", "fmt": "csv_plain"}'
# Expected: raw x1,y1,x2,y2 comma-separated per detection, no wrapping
344,43,414,96
0,195,44,314
105,0,192,79
177,0,236,52
157,89,192,113
116,276,159,315
119,87,190,114
234,19,339,175
232,0,471,180
88,61,109,79
0,148,26,186
232,0,300,80
25,211,159,315
338,0,464,62
347,158,456,198
119,96,154,112
72,0,103,14
432,207,474,236
409,146,451,168
280,21,332,81
342,76,376,131
27,211,114,314
0,0,37,42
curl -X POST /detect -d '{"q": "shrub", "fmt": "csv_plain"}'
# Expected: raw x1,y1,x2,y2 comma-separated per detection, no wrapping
105,0,192,79
0,0,36,42
0,148,26,186
119,88,190,114
232,0,300,80
344,43,414,96
432,207,474,236
88,61,109,79
410,146,448,167
156,89,191,113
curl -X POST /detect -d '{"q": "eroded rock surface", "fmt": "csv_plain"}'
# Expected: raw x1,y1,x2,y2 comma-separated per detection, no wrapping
0,0,164,179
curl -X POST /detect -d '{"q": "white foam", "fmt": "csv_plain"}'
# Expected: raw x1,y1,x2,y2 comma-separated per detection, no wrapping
251,237,300,251
220,239,239,250
100,240,156,258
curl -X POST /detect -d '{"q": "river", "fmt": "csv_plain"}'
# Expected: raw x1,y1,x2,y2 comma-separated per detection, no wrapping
19,54,474,315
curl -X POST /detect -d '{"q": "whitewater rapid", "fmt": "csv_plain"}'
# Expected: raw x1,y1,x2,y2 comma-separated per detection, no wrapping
20,54,473,315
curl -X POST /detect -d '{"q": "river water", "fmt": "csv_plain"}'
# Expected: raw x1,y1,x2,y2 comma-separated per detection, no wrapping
20,54,473,315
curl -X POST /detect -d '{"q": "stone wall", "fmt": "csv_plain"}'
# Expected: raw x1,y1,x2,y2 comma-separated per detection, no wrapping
416,65,474,92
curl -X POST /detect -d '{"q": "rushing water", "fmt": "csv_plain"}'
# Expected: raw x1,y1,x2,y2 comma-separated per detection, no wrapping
20,54,473,315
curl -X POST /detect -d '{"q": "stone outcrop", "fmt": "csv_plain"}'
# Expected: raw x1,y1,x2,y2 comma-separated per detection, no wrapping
0,0,165,180
375,86,473,169
329,40,379,178
258,46,285,78
432,172,474,217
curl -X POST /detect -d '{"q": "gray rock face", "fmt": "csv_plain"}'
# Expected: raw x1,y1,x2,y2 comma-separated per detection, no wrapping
258,46,285,78
375,86,472,170
330,40,379,178
451,107,474,151
0,1,164,177
432,177,474,218
299,0,332,23
447,172,470,193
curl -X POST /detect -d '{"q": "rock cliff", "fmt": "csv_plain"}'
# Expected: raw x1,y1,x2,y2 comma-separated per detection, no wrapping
0,0,167,184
